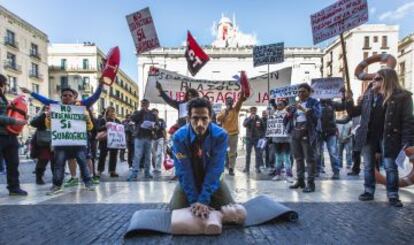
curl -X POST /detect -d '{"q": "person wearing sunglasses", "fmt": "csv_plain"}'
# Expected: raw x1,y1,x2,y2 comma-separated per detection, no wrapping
285,83,321,193
346,68,414,207
0,74,28,196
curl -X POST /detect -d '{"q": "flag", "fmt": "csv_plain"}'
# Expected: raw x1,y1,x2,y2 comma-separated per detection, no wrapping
240,71,251,98
185,31,210,76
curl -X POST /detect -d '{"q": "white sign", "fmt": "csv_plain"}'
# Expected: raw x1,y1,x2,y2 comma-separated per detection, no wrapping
253,42,284,67
311,0,368,44
266,111,288,137
126,7,160,54
179,102,188,118
145,67,292,106
270,84,300,99
107,122,126,149
212,104,222,115
50,104,87,146
311,77,344,99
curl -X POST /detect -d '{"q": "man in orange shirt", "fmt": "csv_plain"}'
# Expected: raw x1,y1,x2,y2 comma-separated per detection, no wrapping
216,94,247,176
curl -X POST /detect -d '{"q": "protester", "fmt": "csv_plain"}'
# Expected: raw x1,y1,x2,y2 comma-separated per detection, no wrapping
0,74,28,196
346,68,414,207
156,81,199,127
151,108,166,175
122,114,135,168
97,106,121,178
169,98,235,212
128,99,157,180
216,94,247,176
30,106,54,185
337,116,353,170
271,99,293,182
261,110,274,169
243,107,265,174
286,83,321,193
348,116,362,176
43,87,95,195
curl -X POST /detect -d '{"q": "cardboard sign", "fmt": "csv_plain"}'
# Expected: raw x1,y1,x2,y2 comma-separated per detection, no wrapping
253,42,284,67
126,7,160,54
179,102,188,118
212,104,222,115
311,0,368,44
311,77,344,99
270,84,300,99
50,104,87,146
266,111,288,137
107,122,126,149
145,67,292,106
185,31,210,76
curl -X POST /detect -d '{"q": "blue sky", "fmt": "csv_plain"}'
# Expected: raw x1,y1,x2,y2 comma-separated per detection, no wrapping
1,0,413,81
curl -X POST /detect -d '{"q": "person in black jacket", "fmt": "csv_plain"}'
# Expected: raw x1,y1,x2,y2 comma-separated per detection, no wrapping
243,107,265,174
346,68,414,207
30,106,54,185
97,106,121,178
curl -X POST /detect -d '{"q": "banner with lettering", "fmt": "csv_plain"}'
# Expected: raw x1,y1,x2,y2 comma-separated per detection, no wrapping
107,122,126,149
144,67,292,106
50,104,87,146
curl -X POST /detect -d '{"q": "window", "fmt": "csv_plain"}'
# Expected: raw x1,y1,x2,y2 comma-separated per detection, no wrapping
116,90,120,98
363,36,370,49
400,62,406,86
60,76,68,89
5,30,15,45
381,36,388,48
30,63,39,77
83,77,90,86
7,76,17,93
6,52,16,68
61,59,67,69
116,105,119,114
32,83,40,93
363,52,369,59
110,87,113,95
30,43,39,57
121,107,124,116
373,36,378,43
82,59,89,69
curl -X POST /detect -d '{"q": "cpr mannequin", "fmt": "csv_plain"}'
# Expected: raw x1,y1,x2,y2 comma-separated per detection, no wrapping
171,204,247,235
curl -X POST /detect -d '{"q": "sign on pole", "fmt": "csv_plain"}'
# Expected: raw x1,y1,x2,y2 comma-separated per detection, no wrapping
266,112,288,137
270,84,300,99
50,104,87,146
107,122,126,149
311,77,344,99
126,7,160,54
310,0,368,45
253,42,284,67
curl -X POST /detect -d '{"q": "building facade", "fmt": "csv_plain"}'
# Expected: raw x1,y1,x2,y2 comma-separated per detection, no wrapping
398,33,414,94
48,43,138,120
322,24,399,97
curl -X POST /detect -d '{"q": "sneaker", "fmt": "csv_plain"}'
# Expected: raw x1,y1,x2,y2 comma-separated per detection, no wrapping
144,174,153,179
153,169,162,175
84,183,95,191
389,198,403,208
110,172,119,178
255,168,261,174
64,177,79,187
46,186,63,196
127,175,137,182
92,176,100,185
285,176,295,183
358,192,374,201
331,172,340,180
229,168,235,176
303,183,315,193
272,175,282,181
9,188,28,196
347,171,359,176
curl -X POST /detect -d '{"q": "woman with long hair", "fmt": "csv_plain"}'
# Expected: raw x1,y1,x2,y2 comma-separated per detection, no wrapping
346,68,414,207
97,106,121,178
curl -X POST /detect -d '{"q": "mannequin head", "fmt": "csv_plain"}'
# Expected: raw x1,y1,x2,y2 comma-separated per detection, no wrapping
220,204,247,224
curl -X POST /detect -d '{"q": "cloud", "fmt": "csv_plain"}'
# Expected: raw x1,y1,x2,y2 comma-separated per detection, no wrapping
210,21,217,36
379,1,414,21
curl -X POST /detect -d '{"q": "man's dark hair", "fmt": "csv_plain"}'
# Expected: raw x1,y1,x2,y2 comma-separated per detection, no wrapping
298,83,312,92
141,99,149,103
0,74,7,86
151,108,159,113
185,88,199,101
61,87,78,98
187,98,212,116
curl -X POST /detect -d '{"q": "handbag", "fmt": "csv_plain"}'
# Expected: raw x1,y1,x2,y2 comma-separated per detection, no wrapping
36,130,51,146
95,131,107,142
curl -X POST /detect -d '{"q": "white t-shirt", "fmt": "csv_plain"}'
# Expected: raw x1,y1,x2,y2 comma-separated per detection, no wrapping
296,102,307,123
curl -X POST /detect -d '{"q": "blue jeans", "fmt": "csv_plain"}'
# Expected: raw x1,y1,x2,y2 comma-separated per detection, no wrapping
130,138,152,177
274,143,292,176
245,138,263,171
382,157,399,199
53,146,91,187
322,135,340,174
338,139,352,168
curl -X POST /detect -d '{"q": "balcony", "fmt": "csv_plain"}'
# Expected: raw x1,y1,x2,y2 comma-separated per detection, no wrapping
29,71,43,80
4,37,19,50
30,51,41,61
3,61,22,73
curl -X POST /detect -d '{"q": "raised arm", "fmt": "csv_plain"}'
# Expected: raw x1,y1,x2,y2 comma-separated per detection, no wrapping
81,83,103,108
156,81,179,109
234,93,247,112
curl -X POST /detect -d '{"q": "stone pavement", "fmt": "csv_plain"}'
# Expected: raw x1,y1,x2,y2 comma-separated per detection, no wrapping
0,155,414,244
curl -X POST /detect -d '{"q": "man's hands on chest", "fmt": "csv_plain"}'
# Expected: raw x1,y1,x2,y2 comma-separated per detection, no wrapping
191,202,211,219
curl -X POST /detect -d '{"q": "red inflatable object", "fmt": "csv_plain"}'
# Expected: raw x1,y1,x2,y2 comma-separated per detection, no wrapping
101,46,121,86
240,71,251,98
163,157,174,171
6,95,28,135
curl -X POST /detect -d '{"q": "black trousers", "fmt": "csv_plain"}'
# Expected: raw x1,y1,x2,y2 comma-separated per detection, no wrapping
127,141,134,167
35,158,55,177
98,141,118,173
0,135,21,191
352,150,361,173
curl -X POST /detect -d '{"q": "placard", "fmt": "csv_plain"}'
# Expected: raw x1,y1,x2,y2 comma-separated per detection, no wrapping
266,111,288,137
107,122,126,149
179,102,188,118
212,103,222,115
311,77,344,99
50,104,87,146
253,42,284,67
270,85,300,99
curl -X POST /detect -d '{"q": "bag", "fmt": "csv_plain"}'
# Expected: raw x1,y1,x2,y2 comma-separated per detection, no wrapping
95,131,107,141
36,130,51,146
163,156,174,171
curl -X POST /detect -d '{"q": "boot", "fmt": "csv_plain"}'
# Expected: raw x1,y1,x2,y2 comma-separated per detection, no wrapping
36,169,45,185
289,179,305,189
303,181,315,193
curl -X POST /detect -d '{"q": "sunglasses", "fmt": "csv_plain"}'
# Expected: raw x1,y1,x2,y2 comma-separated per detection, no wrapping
298,90,307,93
373,76,383,82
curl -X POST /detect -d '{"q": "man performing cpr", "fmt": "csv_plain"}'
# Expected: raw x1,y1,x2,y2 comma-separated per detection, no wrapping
170,98,235,218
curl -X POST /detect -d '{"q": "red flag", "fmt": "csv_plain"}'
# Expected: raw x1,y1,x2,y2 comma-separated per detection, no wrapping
185,31,209,76
240,71,251,98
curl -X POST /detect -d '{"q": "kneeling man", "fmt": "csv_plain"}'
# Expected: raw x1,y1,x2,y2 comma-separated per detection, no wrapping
170,98,234,218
